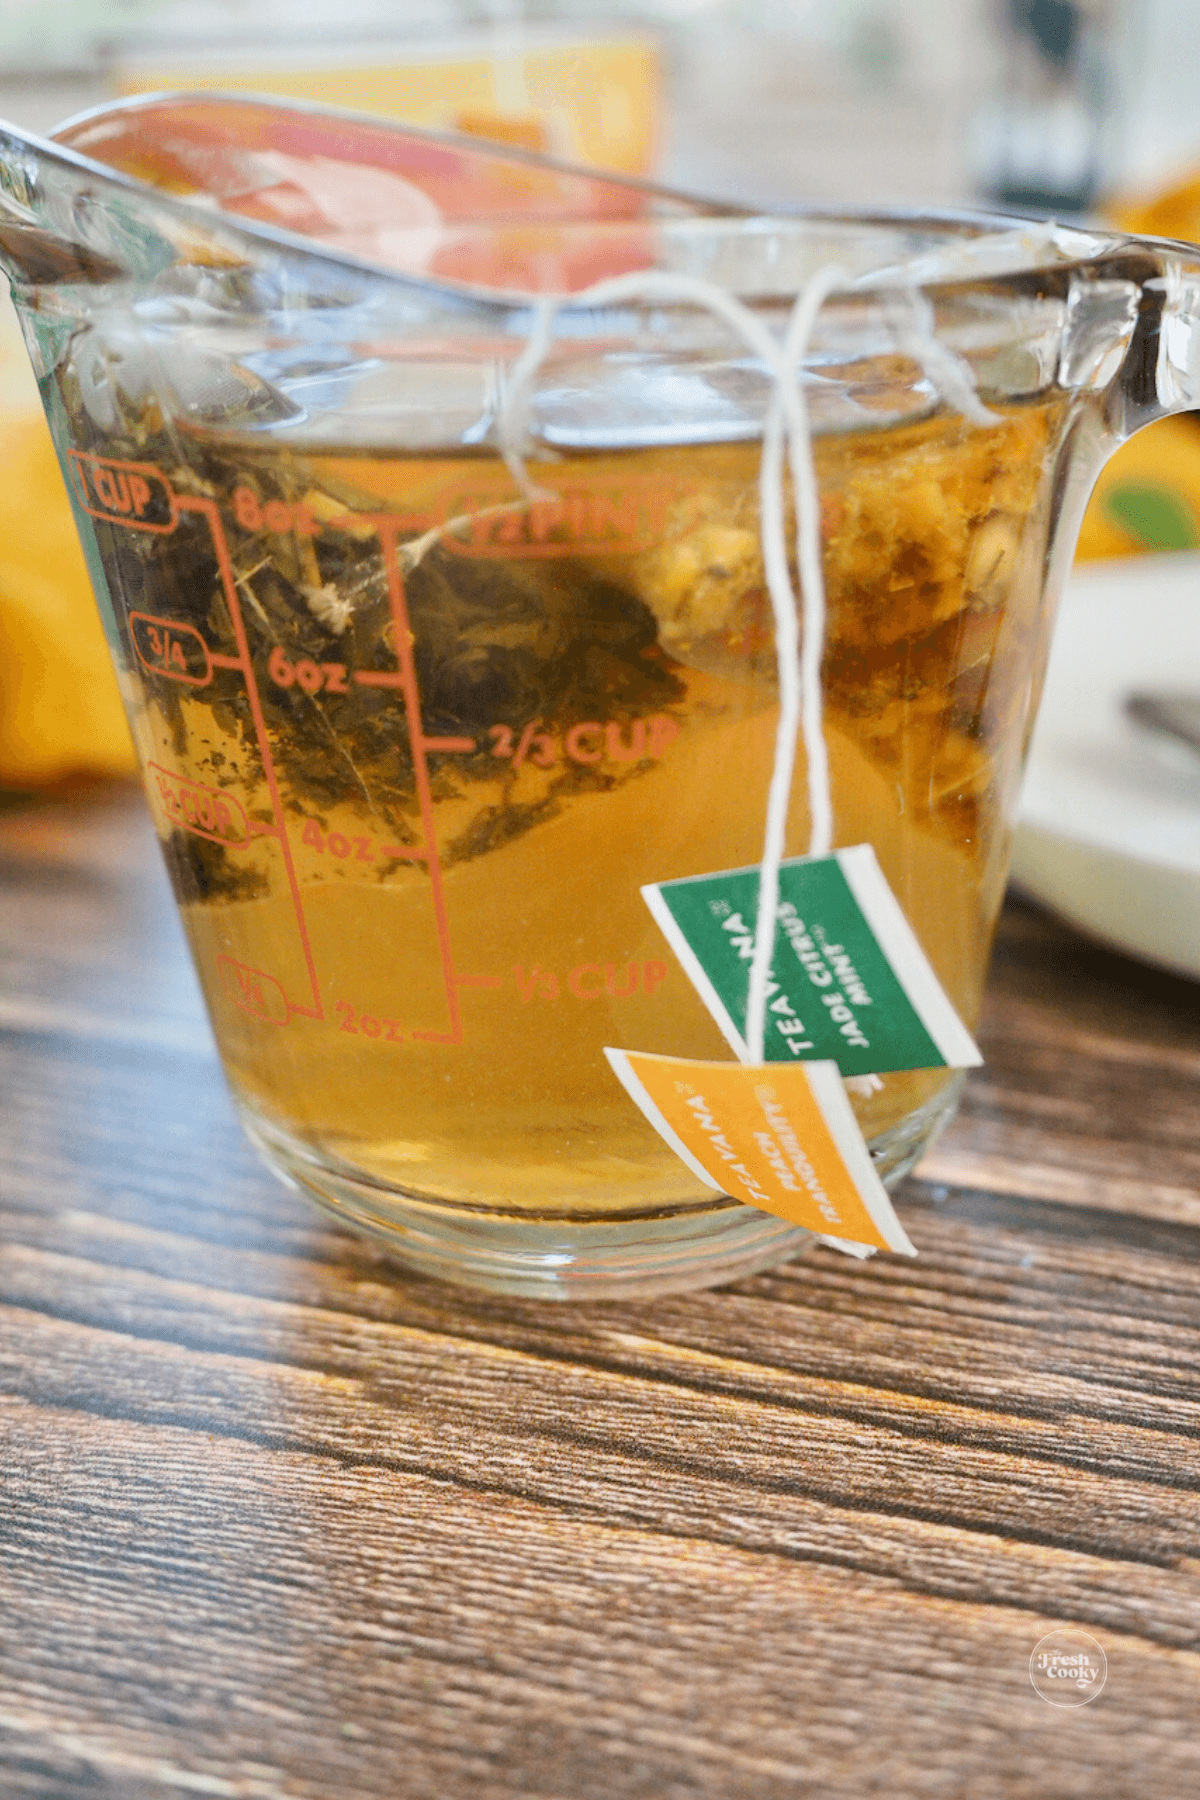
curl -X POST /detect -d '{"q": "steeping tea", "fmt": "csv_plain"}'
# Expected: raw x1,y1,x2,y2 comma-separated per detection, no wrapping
64,395,1062,1215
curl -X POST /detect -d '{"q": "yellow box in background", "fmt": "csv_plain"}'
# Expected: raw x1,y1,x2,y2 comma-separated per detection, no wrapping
1075,413,1200,560
112,29,661,177
1072,170,1200,561
0,296,137,786
0,29,659,787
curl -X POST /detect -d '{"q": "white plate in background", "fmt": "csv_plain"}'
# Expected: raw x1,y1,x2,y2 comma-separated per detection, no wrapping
1013,552,1200,981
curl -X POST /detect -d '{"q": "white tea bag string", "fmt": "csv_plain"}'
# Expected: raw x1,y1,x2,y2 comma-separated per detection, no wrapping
497,292,562,501
746,265,847,1061
882,287,1000,430
496,264,849,1059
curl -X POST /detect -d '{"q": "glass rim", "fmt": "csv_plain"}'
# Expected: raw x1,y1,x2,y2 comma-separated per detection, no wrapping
2,87,1197,315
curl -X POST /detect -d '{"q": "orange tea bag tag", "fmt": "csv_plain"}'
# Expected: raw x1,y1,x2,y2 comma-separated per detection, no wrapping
604,1049,916,1256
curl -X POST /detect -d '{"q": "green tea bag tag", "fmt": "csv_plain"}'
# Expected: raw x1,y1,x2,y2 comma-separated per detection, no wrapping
642,844,982,1076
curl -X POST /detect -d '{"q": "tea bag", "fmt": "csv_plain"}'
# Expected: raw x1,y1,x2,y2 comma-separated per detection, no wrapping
486,261,995,1256
491,263,996,1057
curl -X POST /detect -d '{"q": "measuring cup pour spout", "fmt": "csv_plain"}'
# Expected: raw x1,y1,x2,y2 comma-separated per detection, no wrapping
3,90,1200,1299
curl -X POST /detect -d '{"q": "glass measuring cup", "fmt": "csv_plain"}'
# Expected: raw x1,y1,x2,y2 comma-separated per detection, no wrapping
2,94,1198,1298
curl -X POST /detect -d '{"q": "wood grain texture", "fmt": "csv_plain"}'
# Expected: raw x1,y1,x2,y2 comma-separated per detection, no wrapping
2,785,1199,1799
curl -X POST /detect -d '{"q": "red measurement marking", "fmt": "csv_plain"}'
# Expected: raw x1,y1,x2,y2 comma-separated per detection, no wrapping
268,647,349,695
379,520,462,1048
512,960,668,1001
180,493,324,1025
217,955,291,1026
93,467,475,1047
430,481,681,560
297,817,428,865
232,486,317,538
334,999,404,1041
130,612,212,686
67,452,176,533
300,820,380,863
487,715,681,770
148,762,250,847
512,723,539,771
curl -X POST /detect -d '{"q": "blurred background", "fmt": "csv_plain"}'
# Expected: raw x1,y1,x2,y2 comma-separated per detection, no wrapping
1,0,1199,872
4,0,1200,210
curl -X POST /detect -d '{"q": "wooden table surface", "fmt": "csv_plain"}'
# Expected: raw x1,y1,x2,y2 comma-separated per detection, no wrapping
2,782,1199,1799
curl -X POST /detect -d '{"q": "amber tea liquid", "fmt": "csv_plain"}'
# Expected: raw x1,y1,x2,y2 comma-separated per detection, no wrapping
72,403,1062,1218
